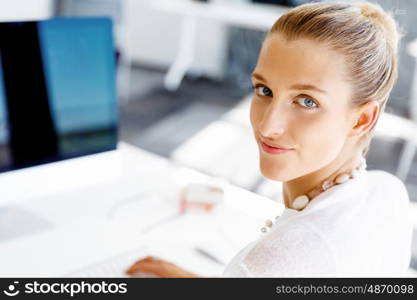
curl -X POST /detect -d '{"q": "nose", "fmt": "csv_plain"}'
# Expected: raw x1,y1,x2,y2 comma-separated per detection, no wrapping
257,104,286,139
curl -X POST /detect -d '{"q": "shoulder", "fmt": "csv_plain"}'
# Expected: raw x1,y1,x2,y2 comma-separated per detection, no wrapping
366,170,410,203
367,169,405,187
241,220,338,277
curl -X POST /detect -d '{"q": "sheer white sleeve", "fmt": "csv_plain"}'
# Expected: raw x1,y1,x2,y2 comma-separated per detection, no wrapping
241,221,338,277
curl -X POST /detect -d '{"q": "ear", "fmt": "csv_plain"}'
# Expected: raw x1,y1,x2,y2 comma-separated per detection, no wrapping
349,100,380,137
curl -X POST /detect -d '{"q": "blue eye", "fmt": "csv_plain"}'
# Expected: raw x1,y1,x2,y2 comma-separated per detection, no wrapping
297,96,318,109
254,85,272,97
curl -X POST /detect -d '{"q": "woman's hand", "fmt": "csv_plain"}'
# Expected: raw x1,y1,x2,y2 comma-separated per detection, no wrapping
125,256,201,278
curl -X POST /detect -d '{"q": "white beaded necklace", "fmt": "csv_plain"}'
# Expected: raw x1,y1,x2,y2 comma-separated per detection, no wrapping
261,158,367,233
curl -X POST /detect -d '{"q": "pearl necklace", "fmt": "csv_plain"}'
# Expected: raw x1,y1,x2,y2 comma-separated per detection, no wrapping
261,158,367,233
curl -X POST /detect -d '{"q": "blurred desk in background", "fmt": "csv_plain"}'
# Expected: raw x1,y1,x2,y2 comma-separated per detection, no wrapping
153,0,289,91
0,142,282,277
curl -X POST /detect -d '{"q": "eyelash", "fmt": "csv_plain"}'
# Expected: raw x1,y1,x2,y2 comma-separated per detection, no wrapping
252,84,319,110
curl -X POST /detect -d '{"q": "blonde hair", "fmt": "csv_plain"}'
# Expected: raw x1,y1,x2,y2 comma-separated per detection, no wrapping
268,1,402,157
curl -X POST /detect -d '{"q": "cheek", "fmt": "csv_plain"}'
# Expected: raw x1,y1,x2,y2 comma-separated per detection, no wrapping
250,98,263,130
295,113,347,166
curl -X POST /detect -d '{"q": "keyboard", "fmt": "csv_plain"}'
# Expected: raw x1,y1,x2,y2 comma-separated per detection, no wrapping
65,247,149,277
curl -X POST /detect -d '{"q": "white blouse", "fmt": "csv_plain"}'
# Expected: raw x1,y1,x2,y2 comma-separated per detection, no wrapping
222,170,413,277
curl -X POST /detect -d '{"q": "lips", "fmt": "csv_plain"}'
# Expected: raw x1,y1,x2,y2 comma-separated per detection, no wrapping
260,140,293,155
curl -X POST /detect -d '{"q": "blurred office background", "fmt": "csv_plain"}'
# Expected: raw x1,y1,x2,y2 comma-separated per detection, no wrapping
1,0,416,273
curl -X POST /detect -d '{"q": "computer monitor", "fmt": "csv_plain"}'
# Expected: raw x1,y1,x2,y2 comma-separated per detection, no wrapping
0,17,118,171
0,17,121,204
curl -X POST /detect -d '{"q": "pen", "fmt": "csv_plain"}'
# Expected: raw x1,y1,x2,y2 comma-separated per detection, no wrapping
194,246,225,266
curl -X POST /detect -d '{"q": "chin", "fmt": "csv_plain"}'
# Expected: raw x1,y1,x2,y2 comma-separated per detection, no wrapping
259,162,294,182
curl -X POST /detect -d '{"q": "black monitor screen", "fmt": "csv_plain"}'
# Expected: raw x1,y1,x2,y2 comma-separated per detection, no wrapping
0,17,118,173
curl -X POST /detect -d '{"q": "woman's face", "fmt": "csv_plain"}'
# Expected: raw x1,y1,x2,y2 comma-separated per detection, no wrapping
250,33,357,181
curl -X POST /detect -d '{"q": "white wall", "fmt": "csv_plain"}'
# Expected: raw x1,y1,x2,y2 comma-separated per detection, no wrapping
0,0,54,21
0,0,228,79
124,0,228,79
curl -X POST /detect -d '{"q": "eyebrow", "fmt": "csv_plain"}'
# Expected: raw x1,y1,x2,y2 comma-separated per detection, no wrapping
251,72,328,95
290,84,328,95
251,72,267,82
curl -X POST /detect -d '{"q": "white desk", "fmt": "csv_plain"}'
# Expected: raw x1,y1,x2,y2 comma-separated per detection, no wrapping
0,142,283,277
153,0,289,91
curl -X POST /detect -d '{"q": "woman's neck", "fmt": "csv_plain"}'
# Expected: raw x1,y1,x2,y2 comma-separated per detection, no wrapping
282,152,363,208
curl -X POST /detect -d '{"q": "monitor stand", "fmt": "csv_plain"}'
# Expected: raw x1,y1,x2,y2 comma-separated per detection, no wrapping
0,205,53,243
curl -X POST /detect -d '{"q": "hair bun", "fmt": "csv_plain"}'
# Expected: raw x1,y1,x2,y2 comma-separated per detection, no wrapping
354,2,400,53
358,3,384,19
356,2,386,23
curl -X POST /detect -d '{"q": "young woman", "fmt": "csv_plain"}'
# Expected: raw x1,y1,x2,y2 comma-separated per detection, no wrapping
126,1,412,277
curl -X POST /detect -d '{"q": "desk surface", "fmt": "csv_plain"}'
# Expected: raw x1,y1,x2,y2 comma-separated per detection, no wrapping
0,142,283,277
